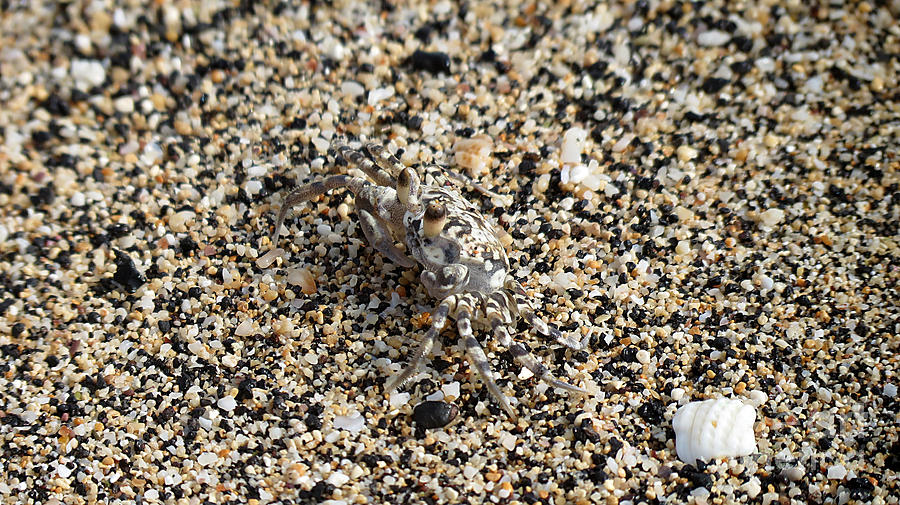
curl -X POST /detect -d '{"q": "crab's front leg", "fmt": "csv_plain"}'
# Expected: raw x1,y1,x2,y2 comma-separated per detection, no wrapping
385,296,455,392
455,293,517,419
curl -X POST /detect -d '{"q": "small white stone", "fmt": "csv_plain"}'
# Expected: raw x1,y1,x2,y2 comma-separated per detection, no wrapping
636,349,651,364
327,471,350,487
197,452,218,466
441,382,461,401
247,165,267,177
114,96,134,114
698,30,731,47
672,398,757,465
71,59,105,90
569,164,589,184
389,392,411,408
612,134,633,152
221,354,239,368
341,81,366,98
805,75,824,94
245,180,263,195
741,477,762,498
675,240,691,255
188,341,205,356
70,192,86,207
57,463,72,478
759,208,785,227
141,142,163,165
312,137,330,153
334,413,365,432
827,464,847,480
368,86,395,105
168,210,194,233
498,431,517,451
884,383,897,397
756,57,775,73
234,319,253,337
670,388,685,402
561,127,587,164
454,135,493,177
217,396,237,412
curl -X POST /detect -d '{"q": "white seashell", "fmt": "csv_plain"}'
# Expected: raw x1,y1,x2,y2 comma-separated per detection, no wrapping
672,398,757,465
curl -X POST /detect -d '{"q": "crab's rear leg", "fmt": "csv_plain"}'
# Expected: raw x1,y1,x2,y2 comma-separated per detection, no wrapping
456,295,517,419
271,175,369,245
486,293,586,394
506,277,585,350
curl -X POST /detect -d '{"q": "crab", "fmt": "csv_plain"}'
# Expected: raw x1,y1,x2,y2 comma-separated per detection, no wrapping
270,143,585,418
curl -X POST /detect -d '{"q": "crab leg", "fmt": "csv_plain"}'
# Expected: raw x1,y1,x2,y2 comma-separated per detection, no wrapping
359,209,415,267
385,297,454,393
485,293,586,393
506,277,584,350
271,175,369,244
338,145,396,187
365,144,407,179
456,295,516,419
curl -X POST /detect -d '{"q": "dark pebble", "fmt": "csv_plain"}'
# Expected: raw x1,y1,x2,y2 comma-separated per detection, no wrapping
730,59,753,75
637,399,666,425
843,477,875,500
112,249,146,293
702,77,730,94
409,50,451,74
681,466,713,488
412,400,458,428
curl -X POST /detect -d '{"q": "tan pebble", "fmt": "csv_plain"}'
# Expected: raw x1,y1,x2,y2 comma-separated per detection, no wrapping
150,93,167,110
454,134,493,177
676,145,697,162
485,471,502,482
870,77,884,93
174,120,192,135
90,10,112,32
764,134,779,148
288,267,317,295
211,70,226,83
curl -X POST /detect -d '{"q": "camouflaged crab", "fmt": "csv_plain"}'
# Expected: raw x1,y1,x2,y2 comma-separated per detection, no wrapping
270,143,585,418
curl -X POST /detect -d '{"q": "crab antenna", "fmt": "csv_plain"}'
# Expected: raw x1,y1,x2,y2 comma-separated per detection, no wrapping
423,201,447,238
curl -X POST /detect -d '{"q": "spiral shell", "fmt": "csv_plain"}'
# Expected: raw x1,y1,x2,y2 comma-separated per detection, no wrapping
672,398,757,465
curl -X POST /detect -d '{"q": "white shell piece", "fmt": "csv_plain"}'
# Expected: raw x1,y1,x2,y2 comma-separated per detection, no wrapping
672,398,757,465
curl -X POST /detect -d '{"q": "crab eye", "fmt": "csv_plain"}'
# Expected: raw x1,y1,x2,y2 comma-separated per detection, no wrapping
397,167,420,208
423,201,447,238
